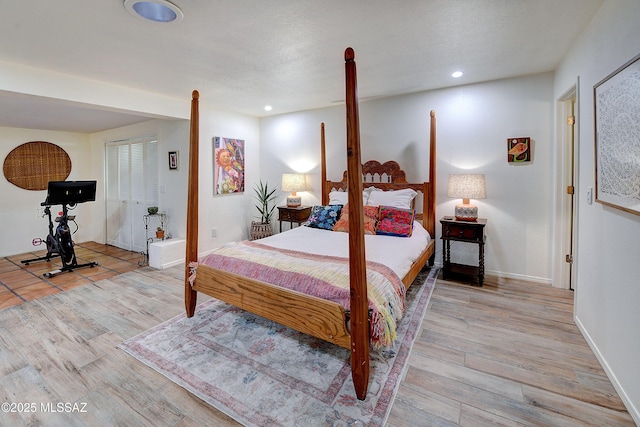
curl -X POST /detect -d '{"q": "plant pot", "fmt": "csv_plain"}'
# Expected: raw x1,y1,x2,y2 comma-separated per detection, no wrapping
155,230,165,240
250,221,273,241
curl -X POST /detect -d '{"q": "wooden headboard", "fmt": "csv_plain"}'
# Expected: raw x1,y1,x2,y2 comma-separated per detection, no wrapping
319,114,437,238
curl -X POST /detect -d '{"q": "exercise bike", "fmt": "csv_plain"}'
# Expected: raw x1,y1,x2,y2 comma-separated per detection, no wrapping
21,180,98,278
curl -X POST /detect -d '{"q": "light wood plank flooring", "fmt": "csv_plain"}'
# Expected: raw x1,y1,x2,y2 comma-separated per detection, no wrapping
0,262,634,426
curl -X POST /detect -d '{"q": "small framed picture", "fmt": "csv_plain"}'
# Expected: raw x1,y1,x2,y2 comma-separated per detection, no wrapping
507,137,531,163
168,151,179,170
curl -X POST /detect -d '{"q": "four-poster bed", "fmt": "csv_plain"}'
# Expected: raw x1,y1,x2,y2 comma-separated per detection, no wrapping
183,47,437,400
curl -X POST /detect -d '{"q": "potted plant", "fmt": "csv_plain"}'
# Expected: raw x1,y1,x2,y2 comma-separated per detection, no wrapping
250,180,277,240
155,226,165,240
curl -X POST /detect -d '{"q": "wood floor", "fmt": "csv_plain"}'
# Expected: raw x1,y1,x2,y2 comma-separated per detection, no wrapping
0,252,634,426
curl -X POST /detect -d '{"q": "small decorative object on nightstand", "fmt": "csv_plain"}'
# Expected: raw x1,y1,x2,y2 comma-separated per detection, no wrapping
440,216,487,285
278,205,311,232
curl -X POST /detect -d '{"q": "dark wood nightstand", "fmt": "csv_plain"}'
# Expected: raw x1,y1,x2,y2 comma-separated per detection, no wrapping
440,217,487,285
277,206,312,232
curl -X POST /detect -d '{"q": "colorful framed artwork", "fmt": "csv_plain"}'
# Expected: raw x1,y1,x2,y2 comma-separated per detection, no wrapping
168,151,178,170
213,137,245,194
594,52,640,216
507,137,531,163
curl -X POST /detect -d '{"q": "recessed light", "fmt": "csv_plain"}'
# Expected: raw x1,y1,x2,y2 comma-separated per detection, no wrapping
451,71,463,78
124,0,183,23
264,105,273,112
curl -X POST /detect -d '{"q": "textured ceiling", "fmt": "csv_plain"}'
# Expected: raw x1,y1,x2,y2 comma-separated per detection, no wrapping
0,0,603,132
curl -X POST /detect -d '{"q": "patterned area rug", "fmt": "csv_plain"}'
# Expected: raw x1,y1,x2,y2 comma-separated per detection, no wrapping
119,267,437,427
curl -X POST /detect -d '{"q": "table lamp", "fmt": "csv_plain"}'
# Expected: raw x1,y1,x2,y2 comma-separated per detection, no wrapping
281,173,307,207
447,174,486,221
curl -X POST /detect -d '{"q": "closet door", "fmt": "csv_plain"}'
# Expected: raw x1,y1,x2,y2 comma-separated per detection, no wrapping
106,137,158,252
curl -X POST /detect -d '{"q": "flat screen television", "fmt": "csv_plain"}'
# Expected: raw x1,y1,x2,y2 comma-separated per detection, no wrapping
45,180,97,206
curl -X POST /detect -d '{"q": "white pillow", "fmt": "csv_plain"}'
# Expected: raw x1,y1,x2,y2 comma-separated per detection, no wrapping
328,189,373,205
328,190,348,205
366,188,417,209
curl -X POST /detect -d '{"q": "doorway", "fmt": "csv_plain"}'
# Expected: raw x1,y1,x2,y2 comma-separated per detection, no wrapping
555,86,578,290
105,136,158,252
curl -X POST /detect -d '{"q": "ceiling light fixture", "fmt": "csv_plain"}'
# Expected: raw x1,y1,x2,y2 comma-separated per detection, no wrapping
264,105,273,111
451,71,464,78
124,0,183,23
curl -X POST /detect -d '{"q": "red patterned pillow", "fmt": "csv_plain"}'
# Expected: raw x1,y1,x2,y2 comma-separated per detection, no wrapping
333,204,378,234
376,206,415,237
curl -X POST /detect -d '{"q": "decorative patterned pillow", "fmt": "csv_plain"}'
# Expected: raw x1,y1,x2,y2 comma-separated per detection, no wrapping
376,206,415,237
304,205,343,230
367,188,417,210
333,204,379,234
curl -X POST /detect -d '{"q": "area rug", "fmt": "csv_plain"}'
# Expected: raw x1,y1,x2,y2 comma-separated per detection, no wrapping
119,267,437,427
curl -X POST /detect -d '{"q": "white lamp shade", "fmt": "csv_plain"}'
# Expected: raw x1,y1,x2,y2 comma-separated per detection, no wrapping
447,174,486,221
447,174,487,200
282,173,306,207
281,174,307,193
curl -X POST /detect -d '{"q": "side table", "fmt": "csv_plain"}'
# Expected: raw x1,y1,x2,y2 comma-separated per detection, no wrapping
440,217,487,285
277,206,312,232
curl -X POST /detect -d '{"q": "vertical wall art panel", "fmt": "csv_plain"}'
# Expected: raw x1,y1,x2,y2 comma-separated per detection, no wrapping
213,137,245,194
594,53,640,216
168,151,178,170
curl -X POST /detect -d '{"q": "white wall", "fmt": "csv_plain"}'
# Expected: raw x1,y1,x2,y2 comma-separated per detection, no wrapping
0,127,95,257
192,102,261,253
0,60,188,120
90,118,190,245
88,102,260,257
555,0,640,421
260,72,555,281
1,104,258,260
0,58,192,258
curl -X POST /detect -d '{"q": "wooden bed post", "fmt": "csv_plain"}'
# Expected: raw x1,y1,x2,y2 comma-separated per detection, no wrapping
321,123,328,206
344,47,369,400
185,90,199,317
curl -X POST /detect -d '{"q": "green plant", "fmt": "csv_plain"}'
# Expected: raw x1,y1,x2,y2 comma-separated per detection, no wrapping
253,180,277,224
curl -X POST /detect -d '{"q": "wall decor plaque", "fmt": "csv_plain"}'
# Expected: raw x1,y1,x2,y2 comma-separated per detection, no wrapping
3,141,72,190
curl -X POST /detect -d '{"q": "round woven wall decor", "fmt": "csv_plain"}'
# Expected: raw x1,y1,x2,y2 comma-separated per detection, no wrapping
3,141,72,190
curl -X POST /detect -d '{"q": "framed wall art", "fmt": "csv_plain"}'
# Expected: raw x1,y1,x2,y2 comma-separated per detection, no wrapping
168,151,179,170
594,52,640,216
213,137,245,194
507,137,531,163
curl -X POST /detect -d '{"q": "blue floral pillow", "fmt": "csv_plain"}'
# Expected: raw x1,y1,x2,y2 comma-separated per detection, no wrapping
305,205,343,230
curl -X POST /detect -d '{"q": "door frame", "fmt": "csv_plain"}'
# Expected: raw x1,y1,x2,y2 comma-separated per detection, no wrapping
553,81,580,290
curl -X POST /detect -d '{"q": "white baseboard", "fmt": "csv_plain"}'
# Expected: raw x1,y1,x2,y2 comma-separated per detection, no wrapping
432,261,553,286
575,315,639,425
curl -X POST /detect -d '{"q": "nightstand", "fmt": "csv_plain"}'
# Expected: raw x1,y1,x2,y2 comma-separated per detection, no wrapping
440,217,487,285
277,206,312,232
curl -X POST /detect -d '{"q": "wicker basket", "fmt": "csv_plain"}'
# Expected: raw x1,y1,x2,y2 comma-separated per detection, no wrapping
250,221,273,241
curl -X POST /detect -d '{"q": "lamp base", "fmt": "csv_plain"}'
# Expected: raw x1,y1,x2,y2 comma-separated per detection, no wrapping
286,196,301,207
454,203,478,221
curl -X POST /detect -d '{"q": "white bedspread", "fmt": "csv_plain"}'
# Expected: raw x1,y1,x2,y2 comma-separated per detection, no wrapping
257,222,431,280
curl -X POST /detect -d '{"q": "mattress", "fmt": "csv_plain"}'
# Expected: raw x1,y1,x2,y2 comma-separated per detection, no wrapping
256,221,431,280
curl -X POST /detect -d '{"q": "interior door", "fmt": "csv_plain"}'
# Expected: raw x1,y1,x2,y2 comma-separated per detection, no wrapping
105,137,158,252
558,91,577,291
